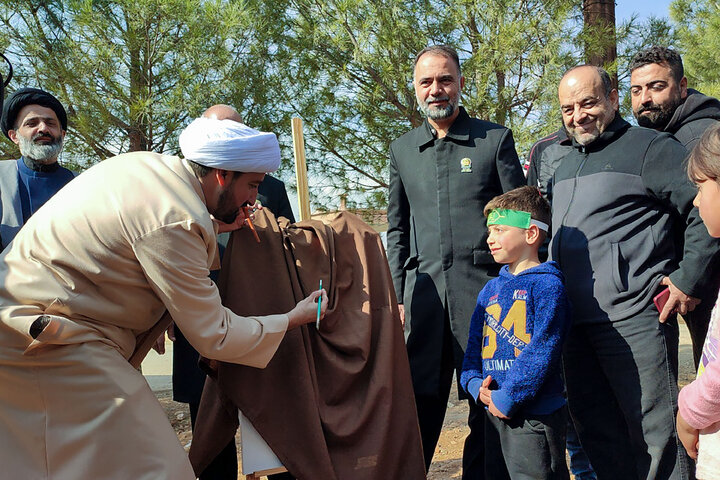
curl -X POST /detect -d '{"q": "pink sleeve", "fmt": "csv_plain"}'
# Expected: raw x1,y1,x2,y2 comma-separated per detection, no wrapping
679,357,720,430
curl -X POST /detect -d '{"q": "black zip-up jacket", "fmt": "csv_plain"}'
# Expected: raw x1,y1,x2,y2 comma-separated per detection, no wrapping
550,115,720,323
526,128,572,199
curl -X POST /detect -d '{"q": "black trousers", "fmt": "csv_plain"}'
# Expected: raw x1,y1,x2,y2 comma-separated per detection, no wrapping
190,401,238,480
485,407,570,480
563,314,691,480
414,319,485,478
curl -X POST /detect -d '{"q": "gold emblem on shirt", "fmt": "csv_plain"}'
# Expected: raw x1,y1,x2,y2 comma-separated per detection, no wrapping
460,157,472,173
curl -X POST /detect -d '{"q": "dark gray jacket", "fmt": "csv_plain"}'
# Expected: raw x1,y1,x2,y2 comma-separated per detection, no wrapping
664,89,720,149
551,115,720,323
387,107,525,395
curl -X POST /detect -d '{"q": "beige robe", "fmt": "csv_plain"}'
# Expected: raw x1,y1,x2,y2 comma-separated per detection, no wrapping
0,152,288,479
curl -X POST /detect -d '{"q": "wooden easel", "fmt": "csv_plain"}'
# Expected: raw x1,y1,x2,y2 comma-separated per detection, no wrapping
244,117,310,480
245,467,288,480
240,410,288,478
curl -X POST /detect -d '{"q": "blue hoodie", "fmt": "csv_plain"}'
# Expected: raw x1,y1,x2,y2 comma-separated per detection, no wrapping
460,261,571,417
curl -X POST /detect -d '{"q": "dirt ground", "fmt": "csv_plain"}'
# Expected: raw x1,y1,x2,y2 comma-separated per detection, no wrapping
158,321,698,479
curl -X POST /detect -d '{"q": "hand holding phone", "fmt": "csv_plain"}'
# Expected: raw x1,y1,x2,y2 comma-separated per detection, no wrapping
653,287,670,313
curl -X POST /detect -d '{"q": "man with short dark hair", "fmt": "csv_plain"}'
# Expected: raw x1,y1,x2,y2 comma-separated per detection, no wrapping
630,46,720,367
630,46,720,150
387,44,525,477
0,87,75,248
553,64,719,479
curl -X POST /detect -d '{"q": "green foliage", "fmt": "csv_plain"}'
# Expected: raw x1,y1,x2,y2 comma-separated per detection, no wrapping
239,0,584,208
254,0,671,208
0,0,678,209
454,0,579,148
671,0,720,98
0,0,255,167
617,14,677,117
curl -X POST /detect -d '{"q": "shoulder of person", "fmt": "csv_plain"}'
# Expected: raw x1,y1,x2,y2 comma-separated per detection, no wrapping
624,124,669,142
0,160,18,183
390,122,429,150
527,131,565,163
530,130,565,151
525,262,567,291
261,174,284,186
621,125,685,155
677,117,719,143
465,116,512,137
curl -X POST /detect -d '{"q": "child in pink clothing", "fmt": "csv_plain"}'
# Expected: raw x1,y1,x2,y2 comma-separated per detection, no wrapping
679,306,720,478
679,123,720,479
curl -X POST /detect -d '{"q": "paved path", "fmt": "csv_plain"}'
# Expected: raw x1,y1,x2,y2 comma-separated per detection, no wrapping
141,339,174,392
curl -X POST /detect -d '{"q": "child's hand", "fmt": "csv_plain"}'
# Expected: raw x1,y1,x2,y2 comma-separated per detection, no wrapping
488,396,510,420
478,376,493,406
478,375,510,420
676,410,699,459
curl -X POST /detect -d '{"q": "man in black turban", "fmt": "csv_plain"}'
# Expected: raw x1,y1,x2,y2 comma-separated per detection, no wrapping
0,87,75,249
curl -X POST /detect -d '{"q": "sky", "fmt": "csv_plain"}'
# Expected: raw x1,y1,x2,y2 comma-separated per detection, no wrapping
615,0,674,22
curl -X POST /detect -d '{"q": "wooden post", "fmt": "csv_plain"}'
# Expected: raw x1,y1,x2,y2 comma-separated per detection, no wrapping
291,117,311,221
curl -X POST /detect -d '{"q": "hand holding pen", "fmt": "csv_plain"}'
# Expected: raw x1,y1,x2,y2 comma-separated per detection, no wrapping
287,285,328,330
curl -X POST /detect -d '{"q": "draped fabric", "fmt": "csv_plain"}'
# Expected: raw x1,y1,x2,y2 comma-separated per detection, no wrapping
189,210,425,479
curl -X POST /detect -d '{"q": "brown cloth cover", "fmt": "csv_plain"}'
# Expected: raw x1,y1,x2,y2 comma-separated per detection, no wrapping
189,210,425,479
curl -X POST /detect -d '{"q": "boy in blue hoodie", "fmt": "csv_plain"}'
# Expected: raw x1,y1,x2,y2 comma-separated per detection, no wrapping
460,186,571,479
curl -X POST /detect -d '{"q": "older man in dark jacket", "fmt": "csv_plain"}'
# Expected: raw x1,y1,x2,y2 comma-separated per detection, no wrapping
554,64,720,480
387,44,524,477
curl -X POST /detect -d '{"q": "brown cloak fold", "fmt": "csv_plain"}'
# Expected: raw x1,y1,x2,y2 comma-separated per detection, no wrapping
188,210,425,479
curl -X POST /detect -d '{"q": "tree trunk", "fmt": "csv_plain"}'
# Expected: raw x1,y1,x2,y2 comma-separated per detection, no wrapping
583,0,618,89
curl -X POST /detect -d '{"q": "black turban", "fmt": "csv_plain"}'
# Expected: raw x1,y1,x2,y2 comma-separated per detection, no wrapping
1,87,67,139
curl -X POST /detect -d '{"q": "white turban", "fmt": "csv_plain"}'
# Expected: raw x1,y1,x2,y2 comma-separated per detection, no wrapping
179,117,281,173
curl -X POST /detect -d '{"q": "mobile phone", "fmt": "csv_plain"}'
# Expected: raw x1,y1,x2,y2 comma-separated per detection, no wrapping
653,287,670,312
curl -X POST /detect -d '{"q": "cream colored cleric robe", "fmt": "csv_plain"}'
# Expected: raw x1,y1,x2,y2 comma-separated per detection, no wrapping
0,152,288,480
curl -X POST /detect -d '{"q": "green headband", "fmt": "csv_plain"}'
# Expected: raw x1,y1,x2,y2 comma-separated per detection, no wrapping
486,208,548,232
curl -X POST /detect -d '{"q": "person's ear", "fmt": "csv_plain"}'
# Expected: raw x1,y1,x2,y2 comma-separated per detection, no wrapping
8,129,19,145
526,224,541,244
215,169,229,188
609,89,620,111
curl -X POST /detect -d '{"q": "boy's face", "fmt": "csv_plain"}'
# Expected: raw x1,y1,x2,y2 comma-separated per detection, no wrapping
693,175,720,238
487,224,533,265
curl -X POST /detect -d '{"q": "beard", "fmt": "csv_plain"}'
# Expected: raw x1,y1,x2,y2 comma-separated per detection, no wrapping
214,186,240,224
567,110,615,146
17,131,64,164
418,94,458,120
635,95,683,130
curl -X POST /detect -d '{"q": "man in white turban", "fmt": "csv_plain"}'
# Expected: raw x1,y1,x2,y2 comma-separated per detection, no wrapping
0,115,327,480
